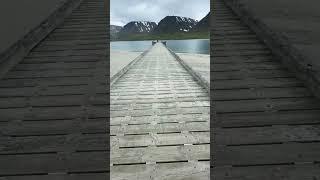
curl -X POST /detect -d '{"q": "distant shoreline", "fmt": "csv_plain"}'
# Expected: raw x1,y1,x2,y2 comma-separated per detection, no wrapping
111,38,209,42
111,49,209,56
111,31,209,42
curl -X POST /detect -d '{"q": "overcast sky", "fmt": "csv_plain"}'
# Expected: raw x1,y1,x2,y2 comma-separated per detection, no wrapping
111,0,210,26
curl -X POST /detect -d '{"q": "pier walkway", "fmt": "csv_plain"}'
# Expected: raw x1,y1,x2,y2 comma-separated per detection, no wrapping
110,43,210,179
213,0,320,179
0,0,108,179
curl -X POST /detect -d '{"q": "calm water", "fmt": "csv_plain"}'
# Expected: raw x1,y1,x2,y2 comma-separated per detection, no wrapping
111,39,209,54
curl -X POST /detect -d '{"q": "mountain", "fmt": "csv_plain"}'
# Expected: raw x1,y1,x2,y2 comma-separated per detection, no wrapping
120,21,157,34
110,25,122,39
111,25,122,33
153,16,197,34
193,13,210,31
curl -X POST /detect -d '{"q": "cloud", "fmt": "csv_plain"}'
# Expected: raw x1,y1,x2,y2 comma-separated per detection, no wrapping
111,0,209,26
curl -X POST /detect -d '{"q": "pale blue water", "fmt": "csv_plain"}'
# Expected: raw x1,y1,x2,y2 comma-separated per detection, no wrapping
111,39,209,54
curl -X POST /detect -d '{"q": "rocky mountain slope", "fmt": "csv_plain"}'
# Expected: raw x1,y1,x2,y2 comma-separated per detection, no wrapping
110,13,210,40
110,25,122,39
153,16,197,34
120,21,157,34
193,12,210,31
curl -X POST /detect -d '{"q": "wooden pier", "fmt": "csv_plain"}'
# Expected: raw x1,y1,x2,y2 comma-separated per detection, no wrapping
213,0,320,179
110,42,210,179
0,0,108,179
1,0,320,179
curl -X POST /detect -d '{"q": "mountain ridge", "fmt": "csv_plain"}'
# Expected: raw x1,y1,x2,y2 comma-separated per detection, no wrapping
111,13,209,41
120,21,157,34
153,16,197,34
193,12,209,31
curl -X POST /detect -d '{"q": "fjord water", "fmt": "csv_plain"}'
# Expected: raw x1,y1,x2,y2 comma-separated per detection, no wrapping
111,39,209,54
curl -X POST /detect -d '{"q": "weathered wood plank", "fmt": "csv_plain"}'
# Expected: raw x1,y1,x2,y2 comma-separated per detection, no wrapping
14,61,98,70
216,125,320,145
212,69,294,80
213,61,282,71
216,110,320,127
110,114,209,126
112,131,209,147
212,77,304,90
214,164,320,180
0,134,108,154
0,118,107,136
215,143,320,166
214,87,311,100
215,97,320,113
0,152,107,176
2,173,108,180
111,144,209,164
111,121,209,135
111,161,209,180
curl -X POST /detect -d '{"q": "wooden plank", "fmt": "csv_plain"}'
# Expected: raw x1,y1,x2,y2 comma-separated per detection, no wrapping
0,76,100,88
213,61,283,71
28,48,106,56
213,55,273,64
215,97,320,113
0,118,107,136
30,94,108,107
0,79,37,88
0,101,106,121
215,143,320,166
39,84,106,96
14,61,98,70
23,56,104,63
111,161,209,180
111,144,209,164
214,164,320,180
212,69,294,80
0,134,108,154
0,107,30,121
213,44,267,51
2,173,108,180
66,152,108,172
112,131,209,147
216,125,320,145
110,113,209,126
111,121,209,135
5,69,94,79
0,152,107,176
110,106,209,118
216,110,320,127
111,96,209,105
212,78,304,90
214,87,311,100
0,153,65,175
0,87,35,97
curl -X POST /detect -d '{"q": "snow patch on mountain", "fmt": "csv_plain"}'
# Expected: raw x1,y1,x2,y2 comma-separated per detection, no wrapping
120,21,157,34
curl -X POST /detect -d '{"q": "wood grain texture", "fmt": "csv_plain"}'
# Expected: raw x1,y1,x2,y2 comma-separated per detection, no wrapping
110,43,210,179
0,0,108,178
212,0,320,179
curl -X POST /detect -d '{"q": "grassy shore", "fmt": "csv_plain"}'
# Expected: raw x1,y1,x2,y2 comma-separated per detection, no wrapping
112,31,209,41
